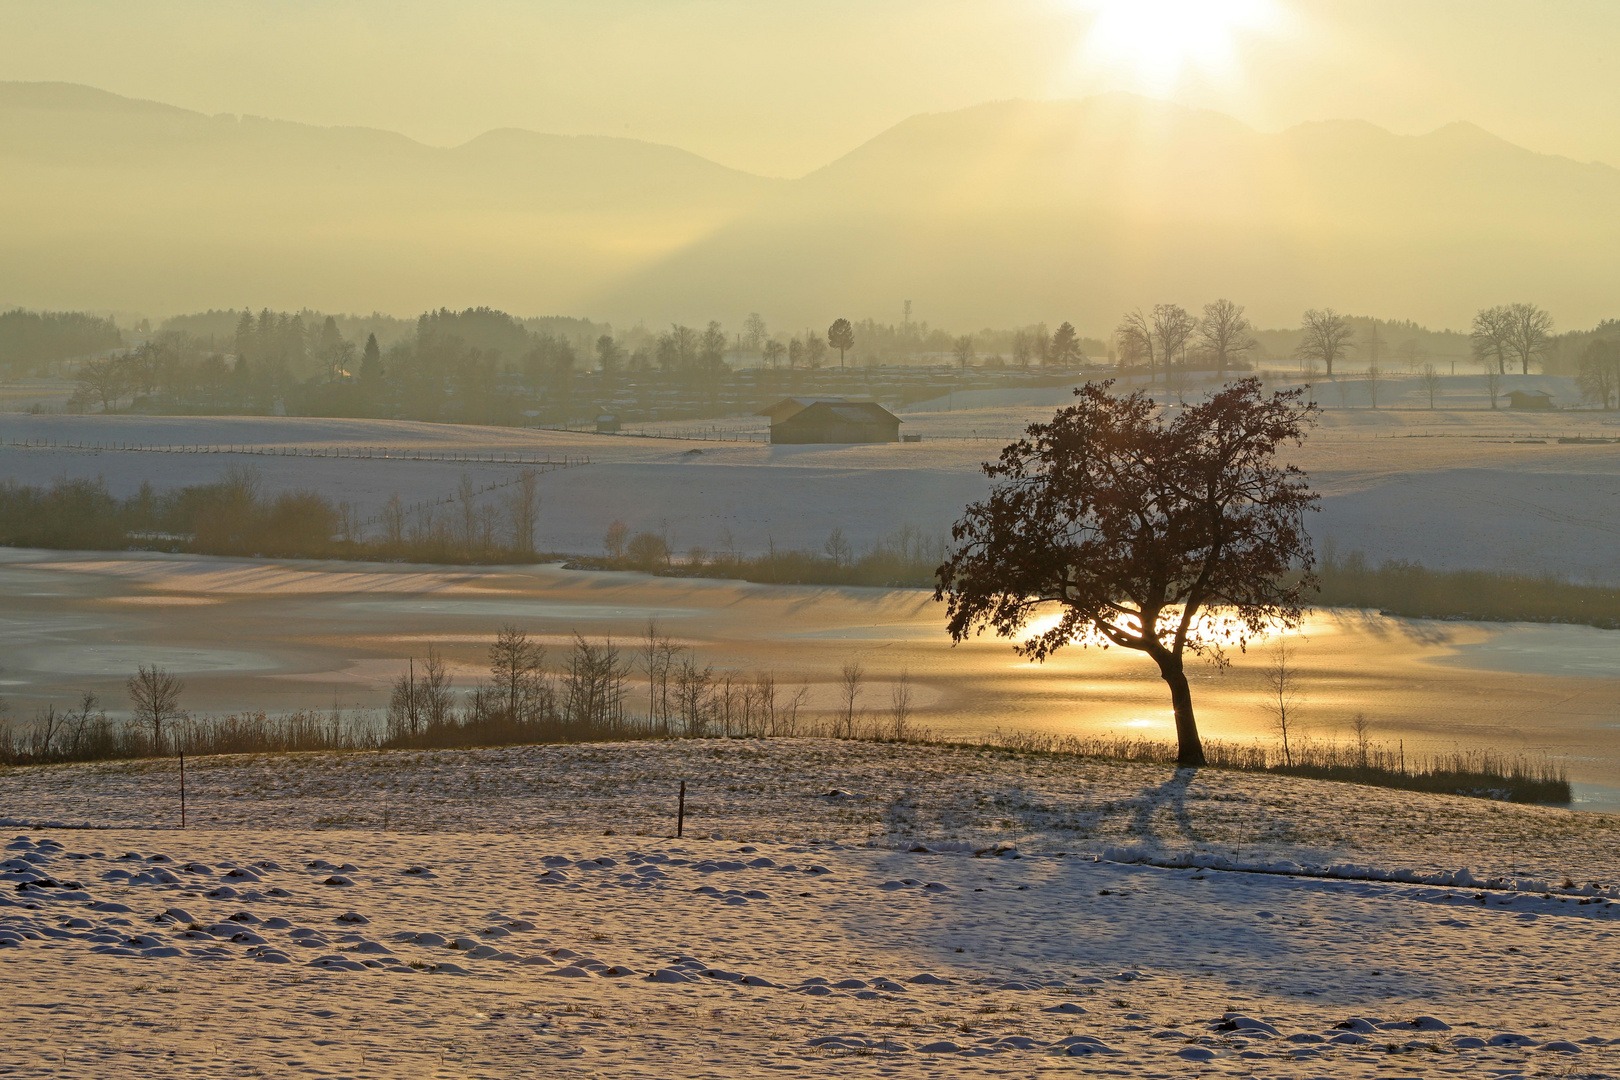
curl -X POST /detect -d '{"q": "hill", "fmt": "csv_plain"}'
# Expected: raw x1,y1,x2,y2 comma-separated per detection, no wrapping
601,95,1620,330
0,82,776,318
5,84,1620,330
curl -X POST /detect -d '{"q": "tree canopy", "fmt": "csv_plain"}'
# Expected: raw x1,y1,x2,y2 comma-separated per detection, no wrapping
935,379,1320,765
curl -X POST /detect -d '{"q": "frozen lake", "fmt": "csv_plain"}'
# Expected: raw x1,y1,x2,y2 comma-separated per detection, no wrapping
1,548,1616,796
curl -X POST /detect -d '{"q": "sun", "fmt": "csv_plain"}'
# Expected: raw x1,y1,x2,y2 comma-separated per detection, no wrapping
1073,0,1278,91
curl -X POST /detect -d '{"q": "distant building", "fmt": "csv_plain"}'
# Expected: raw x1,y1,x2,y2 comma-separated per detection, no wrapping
1506,389,1555,411
595,413,621,433
759,397,901,444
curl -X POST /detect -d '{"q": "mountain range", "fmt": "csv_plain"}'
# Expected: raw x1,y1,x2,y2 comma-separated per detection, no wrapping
3,82,1617,331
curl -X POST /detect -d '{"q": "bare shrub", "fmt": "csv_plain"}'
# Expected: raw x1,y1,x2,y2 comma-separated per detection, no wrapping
837,660,864,739
127,665,184,754
1261,639,1303,766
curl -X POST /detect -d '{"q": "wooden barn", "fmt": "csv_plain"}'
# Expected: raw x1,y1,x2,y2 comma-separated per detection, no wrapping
1506,389,1555,410
759,397,901,444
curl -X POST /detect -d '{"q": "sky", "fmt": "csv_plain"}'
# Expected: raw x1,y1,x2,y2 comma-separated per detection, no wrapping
2,0,1619,177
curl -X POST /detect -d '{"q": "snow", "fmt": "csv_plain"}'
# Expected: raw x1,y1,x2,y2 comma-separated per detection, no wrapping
3,739,1620,1075
4,401,1619,580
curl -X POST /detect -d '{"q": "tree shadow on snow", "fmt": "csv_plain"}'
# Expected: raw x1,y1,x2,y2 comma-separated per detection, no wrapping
1128,768,1205,846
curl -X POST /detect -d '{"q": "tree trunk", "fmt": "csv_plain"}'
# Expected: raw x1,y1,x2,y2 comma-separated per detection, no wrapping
1154,653,1206,766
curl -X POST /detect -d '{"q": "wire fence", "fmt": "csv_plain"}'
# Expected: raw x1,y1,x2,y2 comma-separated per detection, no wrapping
2,437,589,466
536,424,769,443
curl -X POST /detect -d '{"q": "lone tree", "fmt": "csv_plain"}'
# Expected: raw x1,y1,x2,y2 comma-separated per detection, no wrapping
1297,308,1355,377
1049,321,1082,368
1115,309,1156,381
127,665,185,754
1502,302,1554,374
935,379,1320,766
1151,303,1197,377
1197,298,1258,380
827,318,854,368
1471,305,1511,375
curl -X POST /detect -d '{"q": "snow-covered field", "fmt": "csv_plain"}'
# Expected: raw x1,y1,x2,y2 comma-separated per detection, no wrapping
4,740,1620,1077
4,393,1619,579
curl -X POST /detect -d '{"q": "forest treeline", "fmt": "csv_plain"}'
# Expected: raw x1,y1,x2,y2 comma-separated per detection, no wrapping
0,308,122,369
65,305,1101,425
0,468,546,563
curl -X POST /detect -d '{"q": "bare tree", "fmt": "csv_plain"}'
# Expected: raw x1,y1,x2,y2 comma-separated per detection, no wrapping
1011,331,1032,370
1577,339,1620,410
641,620,679,734
561,634,628,733
603,520,629,560
1483,368,1504,410
1471,306,1511,375
1297,309,1355,378
387,657,424,740
804,334,827,370
127,665,184,753
953,334,975,373
489,624,547,723
1261,639,1302,767
1349,712,1372,769
823,527,851,568
837,660,864,739
675,657,714,737
1197,298,1257,381
1502,302,1554,374
64,692,104,758
889,669,914,742
1115,309,1155,381
742,313,768,353
388,649,454,739
75,356,132,413
420,649,454,729
1364,364,1382,409
1420,363,1442,409
505,469,540,556
1152,304,1197,382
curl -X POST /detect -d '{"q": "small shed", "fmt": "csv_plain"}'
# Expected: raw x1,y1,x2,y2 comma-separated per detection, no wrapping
595,413,622,433
1507,390,1555,411
759,397,901,444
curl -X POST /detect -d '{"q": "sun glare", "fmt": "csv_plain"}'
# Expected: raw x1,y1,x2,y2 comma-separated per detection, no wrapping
1073,0,1277,91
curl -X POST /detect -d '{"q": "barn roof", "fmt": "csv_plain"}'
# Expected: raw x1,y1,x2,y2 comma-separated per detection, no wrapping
759,397,900,425
759,396,844,422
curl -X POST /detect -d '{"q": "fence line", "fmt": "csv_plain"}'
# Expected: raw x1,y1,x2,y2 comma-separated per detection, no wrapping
536,424,769,444
2,437,589,466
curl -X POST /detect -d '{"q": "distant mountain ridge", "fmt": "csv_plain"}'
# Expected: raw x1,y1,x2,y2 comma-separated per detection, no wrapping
3,82,1617,330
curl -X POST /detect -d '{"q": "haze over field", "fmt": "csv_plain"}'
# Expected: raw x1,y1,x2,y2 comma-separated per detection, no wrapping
5,82,1620,329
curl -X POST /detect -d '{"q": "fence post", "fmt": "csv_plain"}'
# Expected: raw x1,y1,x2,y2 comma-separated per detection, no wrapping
677,780,686,838
178,748,187,829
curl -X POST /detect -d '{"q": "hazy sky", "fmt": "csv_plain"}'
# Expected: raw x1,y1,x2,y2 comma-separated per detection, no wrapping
3,1,1619,176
